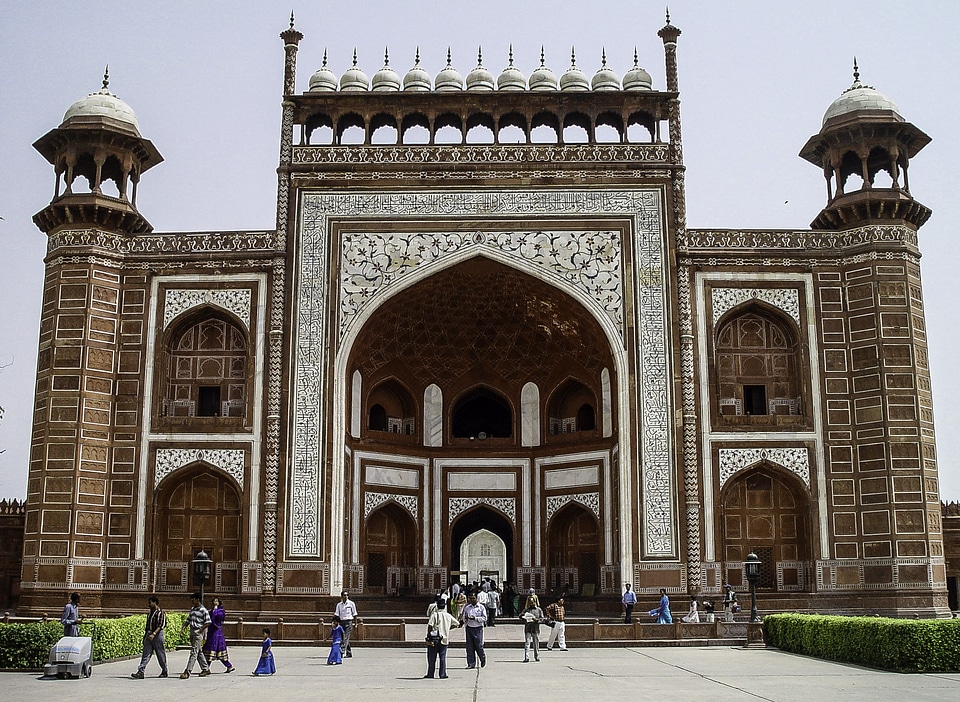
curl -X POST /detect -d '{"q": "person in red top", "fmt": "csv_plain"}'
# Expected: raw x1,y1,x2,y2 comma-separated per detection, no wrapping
544,597,568,651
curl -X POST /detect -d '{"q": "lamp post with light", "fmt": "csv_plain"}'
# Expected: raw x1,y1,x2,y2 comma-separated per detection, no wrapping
744,551,762,623
192,549,213,604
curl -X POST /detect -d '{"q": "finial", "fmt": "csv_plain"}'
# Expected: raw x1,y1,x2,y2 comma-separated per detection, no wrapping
102,65,110,90
853,57,859,82
477,46,483,66
384,46,390,66
633,47,639,68
289,10,295,28
508,44,515,67
446,47,452,67
601,48,608,68
352,48,358,67
540,46,546,67
570,46,577,67
665,7,671,24
415,47,421,66
322,49,328,68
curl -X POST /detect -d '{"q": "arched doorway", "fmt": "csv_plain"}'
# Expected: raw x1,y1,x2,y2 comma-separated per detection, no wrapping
155,467,242,591
548,504,601,595
460,529,507,583
451,506,514,585
363,503,417,594
721,466,810,590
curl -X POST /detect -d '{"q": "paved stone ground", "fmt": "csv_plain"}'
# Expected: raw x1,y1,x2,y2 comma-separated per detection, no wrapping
6,628,960,702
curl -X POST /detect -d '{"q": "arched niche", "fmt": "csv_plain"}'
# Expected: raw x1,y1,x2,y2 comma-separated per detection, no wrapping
451,506,515,580
547,503,600,595
451,385,512,439
363,502,418,593
366,378,417,436
546,377,598,437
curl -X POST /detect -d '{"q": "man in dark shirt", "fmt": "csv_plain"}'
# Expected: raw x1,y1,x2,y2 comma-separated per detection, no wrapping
545,597,568,651
132,595,168,678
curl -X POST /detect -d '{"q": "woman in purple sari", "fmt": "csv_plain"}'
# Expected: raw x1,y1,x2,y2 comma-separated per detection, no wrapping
202,597,235,672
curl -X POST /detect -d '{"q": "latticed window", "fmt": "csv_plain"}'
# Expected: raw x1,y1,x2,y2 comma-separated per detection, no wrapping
164,317,247,417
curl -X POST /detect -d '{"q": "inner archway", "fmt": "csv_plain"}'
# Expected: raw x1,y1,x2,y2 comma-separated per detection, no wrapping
459,529,507,584
363,503,417,594
548,503,601,595
451,506,514,584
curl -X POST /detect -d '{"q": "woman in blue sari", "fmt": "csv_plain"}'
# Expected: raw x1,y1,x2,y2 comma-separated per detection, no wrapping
648,588,673,624
253,628,276,675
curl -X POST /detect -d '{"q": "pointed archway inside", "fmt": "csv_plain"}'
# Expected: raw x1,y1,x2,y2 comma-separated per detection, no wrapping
450,506,514,584
548,503,601,595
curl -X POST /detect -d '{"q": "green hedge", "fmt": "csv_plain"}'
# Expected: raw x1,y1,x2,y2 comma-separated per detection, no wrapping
0,612,189,670
764,613,960,673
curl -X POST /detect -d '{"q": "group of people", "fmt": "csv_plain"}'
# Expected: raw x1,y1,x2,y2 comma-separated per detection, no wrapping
619,583,741,625
422,585,569,679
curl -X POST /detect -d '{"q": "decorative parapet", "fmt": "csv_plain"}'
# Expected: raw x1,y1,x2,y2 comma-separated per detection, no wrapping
47,229,277,256
682,224,918,252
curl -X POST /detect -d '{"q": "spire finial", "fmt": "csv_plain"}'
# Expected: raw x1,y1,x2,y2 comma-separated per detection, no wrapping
446,47,452,66
570,46,576,67
601,48,608,68
633,47,639,68
665,6,671,24
322,49,328,68
102,65,110,90
415,46,421,67
540,46,546,67
853,56,860,82
289,10,295,28
352,48,358,67
384,46,390,66
508,44,515,67
477,46,483,66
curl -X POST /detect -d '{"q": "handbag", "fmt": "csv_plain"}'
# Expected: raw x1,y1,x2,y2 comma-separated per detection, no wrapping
425,632,441,647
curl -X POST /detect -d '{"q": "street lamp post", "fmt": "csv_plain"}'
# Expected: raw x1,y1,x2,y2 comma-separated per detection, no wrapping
744,551,762,623
192,549,213,604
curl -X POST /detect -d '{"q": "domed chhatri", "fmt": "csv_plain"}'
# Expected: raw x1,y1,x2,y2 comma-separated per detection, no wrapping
403,48,432,92
308,50,338,92
62,67,140,134
434,48,464,91
591,49,621,91
528,47,558,91
371,48,401,92
466,48,495,91
822,59,901,126
497,45,527,91
339,49,370,91
622,48,653,91
560,48,590,92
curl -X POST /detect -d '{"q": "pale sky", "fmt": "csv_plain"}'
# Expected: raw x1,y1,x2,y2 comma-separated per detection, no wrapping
1,0,959,500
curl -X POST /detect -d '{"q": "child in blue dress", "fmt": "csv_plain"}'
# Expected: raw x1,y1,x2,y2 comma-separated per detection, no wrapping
327,616,344,665
253,628,276,675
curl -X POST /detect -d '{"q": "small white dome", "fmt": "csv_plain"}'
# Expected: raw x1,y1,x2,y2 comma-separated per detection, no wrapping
559,48,590,92
308,50,338,92
497,46,527,91
403,49,432,92
591,50,621,91
434,49,464,91
622,49,653,91
822,66,901,126
62,70,140,132
466,48,495,91
371,49,401,92
339,50,369,91
529,48,558,92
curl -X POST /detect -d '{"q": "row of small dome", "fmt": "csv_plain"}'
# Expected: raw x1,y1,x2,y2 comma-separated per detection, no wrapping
308,47,654,93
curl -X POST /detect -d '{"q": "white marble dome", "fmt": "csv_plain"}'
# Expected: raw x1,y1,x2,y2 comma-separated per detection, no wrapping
434,49,464,91
529,48,558,92
403,49,432,92
371,49,401,92
560,49,590,92
622,49,653,91
497,47,527,91
823,72,901,126
466,49,495,91
339,50,370,91
591,50,621,91
308,51,338,92
62,72,140,132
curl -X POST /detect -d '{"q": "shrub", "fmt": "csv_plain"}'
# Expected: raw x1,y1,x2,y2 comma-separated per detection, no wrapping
764,613,960,673
0,612,189,670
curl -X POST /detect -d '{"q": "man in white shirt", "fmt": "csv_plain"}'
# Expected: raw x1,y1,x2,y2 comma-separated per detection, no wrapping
460,592,487,668
424,594,460,679
334,591,361,658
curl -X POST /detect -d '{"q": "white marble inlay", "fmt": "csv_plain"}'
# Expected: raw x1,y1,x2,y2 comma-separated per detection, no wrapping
712,287,800,327
364,465,420,489
718,447,810,489
163,288,252,331
155,448,245,490
423,384,443,448
364,492,418,520
448,496,516,523
521,382,540,448
448,472,517,492
546,492,601,522
544,465,600,490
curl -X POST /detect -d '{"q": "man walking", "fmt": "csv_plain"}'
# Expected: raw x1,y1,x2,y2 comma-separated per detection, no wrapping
180,592,211,678
622,583,637,623
544,596,568,651
460,592,487,668
132,596,168,678
335,590,361,658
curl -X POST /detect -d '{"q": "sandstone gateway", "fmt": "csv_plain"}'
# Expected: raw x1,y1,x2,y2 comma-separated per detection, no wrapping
18,15,949,617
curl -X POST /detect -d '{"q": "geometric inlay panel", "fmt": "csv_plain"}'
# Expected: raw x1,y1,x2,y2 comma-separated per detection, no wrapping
448,497,516,524
717,447,810,489
163,288,252,331
545,492,601,523
364,492,418,521
154,448,246,490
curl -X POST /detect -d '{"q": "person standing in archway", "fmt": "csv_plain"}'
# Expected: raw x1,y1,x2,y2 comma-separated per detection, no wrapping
460,592,487,669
